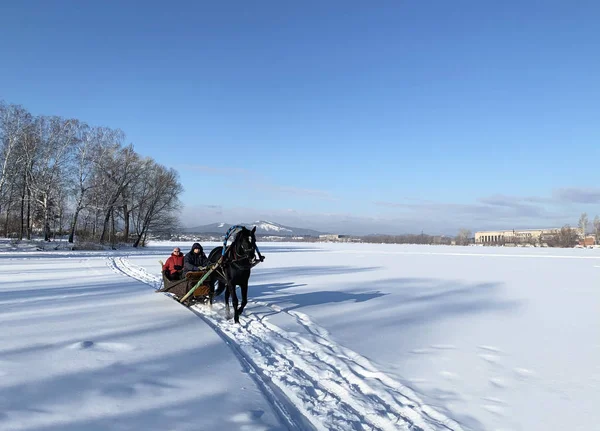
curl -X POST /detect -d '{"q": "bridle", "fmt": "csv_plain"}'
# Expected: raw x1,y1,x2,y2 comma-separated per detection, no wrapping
228,231,259,270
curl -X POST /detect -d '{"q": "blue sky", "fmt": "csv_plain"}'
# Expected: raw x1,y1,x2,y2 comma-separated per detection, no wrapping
1,1,599,234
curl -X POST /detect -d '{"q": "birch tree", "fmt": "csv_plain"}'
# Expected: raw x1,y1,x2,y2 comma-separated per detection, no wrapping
67,125,117,243
28,116,79,240
1,99,186,246
0,102,32,218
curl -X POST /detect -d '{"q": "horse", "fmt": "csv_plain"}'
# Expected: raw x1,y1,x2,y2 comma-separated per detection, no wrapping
207,226,263,323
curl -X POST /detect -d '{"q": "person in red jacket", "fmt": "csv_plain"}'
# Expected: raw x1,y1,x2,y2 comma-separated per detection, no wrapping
163,247,185,280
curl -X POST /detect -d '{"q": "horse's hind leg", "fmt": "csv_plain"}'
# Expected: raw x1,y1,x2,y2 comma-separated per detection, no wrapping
214,279,225,297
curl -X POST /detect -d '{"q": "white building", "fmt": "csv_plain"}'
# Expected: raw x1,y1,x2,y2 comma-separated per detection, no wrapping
474,228,581,245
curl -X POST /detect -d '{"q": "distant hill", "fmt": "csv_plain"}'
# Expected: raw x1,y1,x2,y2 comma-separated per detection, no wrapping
183,220,324,237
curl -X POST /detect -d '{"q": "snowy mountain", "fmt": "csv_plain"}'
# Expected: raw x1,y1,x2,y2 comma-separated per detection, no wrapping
183,220,324,237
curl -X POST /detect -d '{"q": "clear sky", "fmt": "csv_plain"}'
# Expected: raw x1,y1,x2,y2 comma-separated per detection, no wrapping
1,1,599,235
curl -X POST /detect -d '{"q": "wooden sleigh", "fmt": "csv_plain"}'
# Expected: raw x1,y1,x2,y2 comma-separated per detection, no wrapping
156,262,213,305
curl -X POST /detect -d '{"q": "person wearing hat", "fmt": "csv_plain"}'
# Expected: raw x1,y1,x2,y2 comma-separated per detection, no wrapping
163,246,185,280
183,242,208,275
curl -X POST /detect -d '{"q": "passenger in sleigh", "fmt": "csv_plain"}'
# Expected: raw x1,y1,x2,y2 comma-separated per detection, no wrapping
183,242,208,276
163,247,185,280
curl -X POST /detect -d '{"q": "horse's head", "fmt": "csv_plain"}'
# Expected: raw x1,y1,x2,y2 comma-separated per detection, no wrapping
233,226,258,264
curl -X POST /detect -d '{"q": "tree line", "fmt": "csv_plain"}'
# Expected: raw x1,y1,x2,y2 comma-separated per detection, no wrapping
0,100,182,247
349,234,453,245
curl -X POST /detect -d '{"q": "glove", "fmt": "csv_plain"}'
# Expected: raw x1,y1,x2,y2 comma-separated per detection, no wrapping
259,256,265,262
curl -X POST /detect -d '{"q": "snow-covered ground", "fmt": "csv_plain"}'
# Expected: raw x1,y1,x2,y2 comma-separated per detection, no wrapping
1,241,598,430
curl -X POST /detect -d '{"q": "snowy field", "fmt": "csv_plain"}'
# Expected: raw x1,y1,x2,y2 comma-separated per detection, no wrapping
1,241,598,430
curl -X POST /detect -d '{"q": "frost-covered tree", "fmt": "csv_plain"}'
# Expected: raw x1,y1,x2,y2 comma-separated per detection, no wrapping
28,116,79,240
0,98,184,246
0,102,32,225
578,213,588,242
95,142,141,243
456,228,471,246
67,125,120,243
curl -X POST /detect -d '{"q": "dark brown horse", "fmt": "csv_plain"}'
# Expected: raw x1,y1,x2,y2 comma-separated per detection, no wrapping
207,226,263,323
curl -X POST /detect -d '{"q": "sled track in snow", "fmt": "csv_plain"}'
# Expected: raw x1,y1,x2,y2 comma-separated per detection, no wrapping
108,256,464,431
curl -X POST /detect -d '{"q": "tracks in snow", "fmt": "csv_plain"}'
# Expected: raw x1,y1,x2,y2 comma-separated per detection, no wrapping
108,256,463,431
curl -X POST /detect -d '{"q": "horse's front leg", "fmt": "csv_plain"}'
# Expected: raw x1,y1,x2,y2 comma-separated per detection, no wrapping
224,279,231,318
237,281,248,317
231,285,240,324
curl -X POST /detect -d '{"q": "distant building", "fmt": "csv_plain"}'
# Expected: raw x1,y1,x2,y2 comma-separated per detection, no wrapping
474,228,582,245
580,236,596,247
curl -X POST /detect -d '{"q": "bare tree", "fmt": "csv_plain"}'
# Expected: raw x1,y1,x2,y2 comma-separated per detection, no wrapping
27,116,79,240
506,233,521,246
0,102,32,218
12,113,41,240
354,234,436,244
94,141,141,243
67,125,117,243
556,225,579,248
1,99,185,246
130,160,182,247
594,215,600,245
